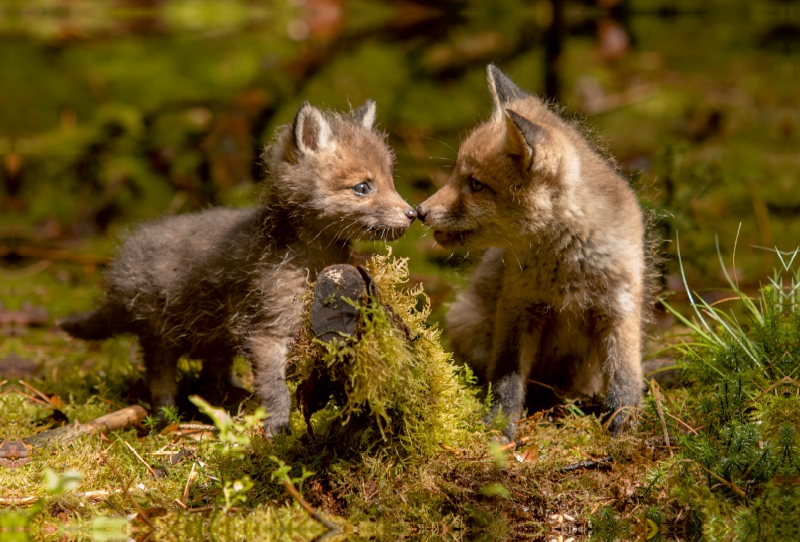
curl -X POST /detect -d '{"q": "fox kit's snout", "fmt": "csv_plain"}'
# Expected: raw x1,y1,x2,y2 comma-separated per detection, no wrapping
60,100,414,437
421,65,648,441
416,70,567,250
274,100,416,242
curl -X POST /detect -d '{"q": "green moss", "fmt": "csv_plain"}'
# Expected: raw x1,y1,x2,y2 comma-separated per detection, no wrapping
289,252,483,459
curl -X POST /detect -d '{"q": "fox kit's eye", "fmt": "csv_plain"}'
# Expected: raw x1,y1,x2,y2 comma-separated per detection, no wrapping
469,176,485,192
352,181,372,196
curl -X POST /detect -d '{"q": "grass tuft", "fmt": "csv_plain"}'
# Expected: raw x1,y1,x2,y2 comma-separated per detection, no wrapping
650,244,800,540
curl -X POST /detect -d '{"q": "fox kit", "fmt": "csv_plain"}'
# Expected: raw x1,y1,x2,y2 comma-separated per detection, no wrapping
417,66,646,440
60,100,417,435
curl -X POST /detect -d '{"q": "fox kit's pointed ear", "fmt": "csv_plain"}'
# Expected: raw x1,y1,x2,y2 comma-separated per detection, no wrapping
504,109,546,172
293,102,333,154
487,64,526,122
351,99,377,130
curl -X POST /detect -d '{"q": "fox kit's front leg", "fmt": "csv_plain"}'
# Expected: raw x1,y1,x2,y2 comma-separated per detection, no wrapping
595,304,643,434
247,334,293,437
140,337,180,426
486,294,543,442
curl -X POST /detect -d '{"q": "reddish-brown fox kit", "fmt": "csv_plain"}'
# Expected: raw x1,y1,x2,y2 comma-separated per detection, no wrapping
417,65,647,441
60,100,417,436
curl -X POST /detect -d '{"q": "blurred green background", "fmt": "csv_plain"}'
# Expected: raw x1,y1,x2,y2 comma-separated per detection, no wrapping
2,0,798,325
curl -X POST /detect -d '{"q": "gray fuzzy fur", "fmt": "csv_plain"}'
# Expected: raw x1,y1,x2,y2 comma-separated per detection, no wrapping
60,101,416,435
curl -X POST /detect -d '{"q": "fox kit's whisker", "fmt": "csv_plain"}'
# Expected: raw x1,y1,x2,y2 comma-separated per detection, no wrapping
422,136,458,155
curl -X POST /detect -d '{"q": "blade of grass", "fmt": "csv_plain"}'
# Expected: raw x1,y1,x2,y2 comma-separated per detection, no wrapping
649,380,673,456
100,454,153,528
675,232,725,348
692,461,746,497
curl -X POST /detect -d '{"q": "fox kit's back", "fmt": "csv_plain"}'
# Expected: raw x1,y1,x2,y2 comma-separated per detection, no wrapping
61,100,417,436
417,65,646,441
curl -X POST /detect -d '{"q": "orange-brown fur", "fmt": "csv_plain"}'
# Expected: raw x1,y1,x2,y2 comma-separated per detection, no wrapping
417,66,646,440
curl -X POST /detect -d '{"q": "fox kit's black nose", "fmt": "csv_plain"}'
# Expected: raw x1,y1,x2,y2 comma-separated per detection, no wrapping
405,208,418,221
415,205,427,223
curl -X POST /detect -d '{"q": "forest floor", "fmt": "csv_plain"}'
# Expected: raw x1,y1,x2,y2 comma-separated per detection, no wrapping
5,248,788,542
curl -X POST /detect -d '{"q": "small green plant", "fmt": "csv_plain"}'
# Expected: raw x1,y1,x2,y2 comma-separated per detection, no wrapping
142,415,159,433
220,476,254,513
43,468,82,496
657,240,800,540
269,456,314,494
160,404,182,425
189,395,267,510
189,395,267,456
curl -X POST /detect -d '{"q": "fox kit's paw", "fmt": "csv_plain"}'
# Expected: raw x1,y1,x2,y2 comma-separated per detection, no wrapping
483,372,525,441
497,423,516,445
483,404,517,443
151,411,171,433
606,409,638,436
263,417,291,439
605,384,642,436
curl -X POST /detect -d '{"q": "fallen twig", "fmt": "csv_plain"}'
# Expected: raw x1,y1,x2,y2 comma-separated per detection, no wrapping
101,454,153,527
282,479,341,534
693,461,746,497
25,405,147,447
500,435,531,451
121,439,159,479
17,391,50,406
182,462,197,505
602,406,638,432
188,505,215,514
518,410,546,426
96,396,123,409
663,411,699,435
559,456,614,473
76,489,123,499
0,244,111,266
177,423,218,432
650,380,673,457
19,380,54,405
645,436,677,448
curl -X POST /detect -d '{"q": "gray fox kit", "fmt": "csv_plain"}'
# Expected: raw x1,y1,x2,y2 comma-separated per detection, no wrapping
60,100,417,435
417,66,647,440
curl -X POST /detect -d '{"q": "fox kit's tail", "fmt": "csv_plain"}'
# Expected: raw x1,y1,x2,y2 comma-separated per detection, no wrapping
58,303,119,340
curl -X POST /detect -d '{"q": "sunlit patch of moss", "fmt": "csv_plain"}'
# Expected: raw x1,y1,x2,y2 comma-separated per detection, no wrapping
289,251,483,459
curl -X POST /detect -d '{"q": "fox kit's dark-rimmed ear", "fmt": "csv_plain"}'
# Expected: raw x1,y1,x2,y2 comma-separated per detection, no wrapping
293,102,334,155
487,64,526,122
505,109,546,173
350,99,377,130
